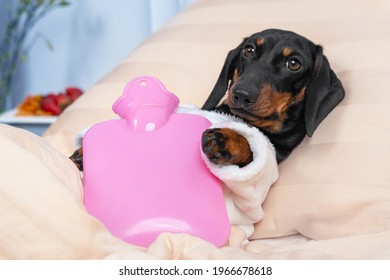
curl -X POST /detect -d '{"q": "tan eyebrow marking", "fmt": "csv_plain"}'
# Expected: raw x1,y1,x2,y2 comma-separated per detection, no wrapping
256,37,264,46
283,47,293,57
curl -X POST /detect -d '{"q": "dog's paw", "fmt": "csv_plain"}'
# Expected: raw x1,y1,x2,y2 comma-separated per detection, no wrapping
201,128,253,167
69,147,83,171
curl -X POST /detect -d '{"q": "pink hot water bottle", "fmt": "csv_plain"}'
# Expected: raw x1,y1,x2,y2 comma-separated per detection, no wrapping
83,76,230,247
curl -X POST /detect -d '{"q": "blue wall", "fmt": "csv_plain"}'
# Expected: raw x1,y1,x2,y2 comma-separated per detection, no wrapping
1,0,193,109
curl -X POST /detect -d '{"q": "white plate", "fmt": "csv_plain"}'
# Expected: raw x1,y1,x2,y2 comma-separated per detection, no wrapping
0,109,57,124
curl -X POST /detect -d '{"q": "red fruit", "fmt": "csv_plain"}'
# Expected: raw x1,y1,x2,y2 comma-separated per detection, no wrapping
46,93,57,102
66,87,83,102
56,93,71,109
41,95,62,115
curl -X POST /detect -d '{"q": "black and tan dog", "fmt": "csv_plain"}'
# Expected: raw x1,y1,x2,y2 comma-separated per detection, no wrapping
201,29,345,166
70,29,345,170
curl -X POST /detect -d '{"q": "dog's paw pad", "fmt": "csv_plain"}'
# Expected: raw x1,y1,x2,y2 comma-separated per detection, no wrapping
201,128,252,167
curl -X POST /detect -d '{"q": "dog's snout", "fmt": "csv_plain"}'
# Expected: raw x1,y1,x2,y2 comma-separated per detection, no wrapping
232,89,257,107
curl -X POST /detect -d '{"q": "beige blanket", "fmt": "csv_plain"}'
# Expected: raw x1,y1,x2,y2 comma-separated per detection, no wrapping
2,0,390,259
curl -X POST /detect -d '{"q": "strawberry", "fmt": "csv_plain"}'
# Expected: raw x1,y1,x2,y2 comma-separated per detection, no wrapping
65,87,83,102
46,93,57,102
41,95,62,115
38,87,82,116
56,93,71,109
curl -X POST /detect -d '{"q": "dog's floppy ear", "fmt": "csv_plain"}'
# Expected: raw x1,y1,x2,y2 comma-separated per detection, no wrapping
202,44,243,110
304,46,345,137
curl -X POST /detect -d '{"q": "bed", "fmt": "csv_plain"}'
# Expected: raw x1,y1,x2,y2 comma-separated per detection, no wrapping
1,0,390,259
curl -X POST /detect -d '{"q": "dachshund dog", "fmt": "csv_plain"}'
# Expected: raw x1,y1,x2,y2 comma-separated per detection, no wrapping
201,29,345,165
70,29,345,170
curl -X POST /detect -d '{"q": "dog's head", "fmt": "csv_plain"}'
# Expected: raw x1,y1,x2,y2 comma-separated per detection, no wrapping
202,29,345,136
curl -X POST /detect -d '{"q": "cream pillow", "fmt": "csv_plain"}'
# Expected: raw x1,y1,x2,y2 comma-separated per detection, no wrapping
252,69,390,240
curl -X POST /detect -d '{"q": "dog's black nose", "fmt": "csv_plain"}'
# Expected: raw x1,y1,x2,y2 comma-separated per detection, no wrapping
232,89,256,107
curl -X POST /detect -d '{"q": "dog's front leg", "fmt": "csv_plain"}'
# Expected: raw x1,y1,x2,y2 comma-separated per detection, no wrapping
69,147,84,171
201,128,253,167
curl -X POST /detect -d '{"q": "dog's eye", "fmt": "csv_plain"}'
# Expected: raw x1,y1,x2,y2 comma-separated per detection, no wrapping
286,58,301,71
243,44,256,58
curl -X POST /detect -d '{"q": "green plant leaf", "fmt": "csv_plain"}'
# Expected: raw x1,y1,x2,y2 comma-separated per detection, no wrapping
20,54,28,62
46,40,54,51
20,0,31,5
60,1,70,7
